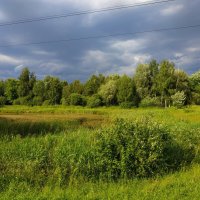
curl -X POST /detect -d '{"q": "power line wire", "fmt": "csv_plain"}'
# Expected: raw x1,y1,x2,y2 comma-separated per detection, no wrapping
0,0,177,27
0,23,200,48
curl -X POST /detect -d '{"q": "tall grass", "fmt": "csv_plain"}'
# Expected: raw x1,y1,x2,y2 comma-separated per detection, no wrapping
0,106,200,199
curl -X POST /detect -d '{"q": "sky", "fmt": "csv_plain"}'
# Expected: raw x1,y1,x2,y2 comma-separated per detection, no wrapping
0,0,199,82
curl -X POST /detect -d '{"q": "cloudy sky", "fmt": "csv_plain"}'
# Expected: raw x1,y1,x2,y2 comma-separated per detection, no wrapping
0,0,199,82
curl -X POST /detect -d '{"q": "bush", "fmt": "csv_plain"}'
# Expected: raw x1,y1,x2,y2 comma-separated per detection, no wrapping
192,92,200,105
139,96,160,107
90,118,193,180
69,93,86,106
171,91,186,108
32,96,43,106
87,94,102,108
13,97,30,105
42,100,51,106
0,96,6,107
120,101,134,109
61,97,70,106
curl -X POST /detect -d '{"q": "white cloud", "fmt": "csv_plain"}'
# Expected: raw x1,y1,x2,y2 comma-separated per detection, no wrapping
0,10,7,21
110,38,148,52
186,47,200,53
15,65,25,72
160,4,184,16
32,50,56,56
0,54,22,65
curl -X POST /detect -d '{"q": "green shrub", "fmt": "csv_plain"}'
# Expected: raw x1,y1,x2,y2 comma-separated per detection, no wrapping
91,118,193,180
69,93,86,106
87,94,102,108
120,101,134,109
139,96,160,107
42,100,51,106
13,96,30,105
61,97,70,105
192,92,200,105
0,96,6,107
32,96,43,106
171,91,186,108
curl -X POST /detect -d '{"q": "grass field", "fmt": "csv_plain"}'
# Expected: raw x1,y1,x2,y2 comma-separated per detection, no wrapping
0,105,200,199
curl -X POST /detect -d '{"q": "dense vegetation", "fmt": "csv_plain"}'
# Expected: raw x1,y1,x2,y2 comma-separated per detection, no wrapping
0,59,199,108
0,106,200,199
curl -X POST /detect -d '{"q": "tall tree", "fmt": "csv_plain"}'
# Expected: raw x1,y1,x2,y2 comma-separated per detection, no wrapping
149,59,159,96
43,76,62,105
0,80,5,96
5,79,19,104
83,74,105,96
155,60,176,107
189,71,200,105
134,64,151,99
98,79,118,105
117,75,137,105
69,80,83,94
18,67,30,97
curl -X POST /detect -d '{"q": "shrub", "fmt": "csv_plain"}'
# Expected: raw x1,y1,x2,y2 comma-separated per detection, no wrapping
171,91,186,108
192,92,200,105
87,94,102,108
120,101,134,109
13,97,30,105
61,97,70,106
0,96,6,107
90,118,193,180
139,96,160,107
32,96,43,106
69,93,86,106
42,100,51,106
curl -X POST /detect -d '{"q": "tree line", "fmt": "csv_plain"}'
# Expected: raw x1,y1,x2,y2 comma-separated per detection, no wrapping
0,59,199,108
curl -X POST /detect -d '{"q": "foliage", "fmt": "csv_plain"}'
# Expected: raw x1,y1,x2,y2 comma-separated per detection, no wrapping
0,61,199,107
83,74,105,96
69,93,86,106
171,91,186,108
140,96,161,107
120,101,134,109
87,94,102,108
134,64,151,99
43,76,62,105
0,106,200,199
98,79,118,105
0,96,6,107
5,79,19,104
13,96,30,106
92,118,193,179
32,96,43,106
191,92,200,105
117,75,138,105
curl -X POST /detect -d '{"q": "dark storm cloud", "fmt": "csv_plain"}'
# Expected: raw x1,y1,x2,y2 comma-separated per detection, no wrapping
0,0,199,82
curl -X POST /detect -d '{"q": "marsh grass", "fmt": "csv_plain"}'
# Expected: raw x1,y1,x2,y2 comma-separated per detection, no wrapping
0,106,200,199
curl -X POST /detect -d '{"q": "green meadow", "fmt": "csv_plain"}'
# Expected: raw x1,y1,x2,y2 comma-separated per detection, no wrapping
0,105,200,199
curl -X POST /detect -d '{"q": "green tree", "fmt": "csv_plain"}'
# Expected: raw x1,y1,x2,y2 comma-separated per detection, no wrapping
18,67,30,97
69,80,83,94
33,80,45,101
98,79,118,105
149,59,159,96
117,75,138,105
174,70,190,104
0,80,5,96
83,74,105,96
171,91,186,108
43,76,62,105
155,60,176,107
190,71,200,105
5,79,19,104
134,64,151,99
